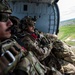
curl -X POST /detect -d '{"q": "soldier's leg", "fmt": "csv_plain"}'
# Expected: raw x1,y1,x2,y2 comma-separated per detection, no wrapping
52,40,75,66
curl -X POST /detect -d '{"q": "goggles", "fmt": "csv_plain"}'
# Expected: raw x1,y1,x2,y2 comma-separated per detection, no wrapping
0,13,10,22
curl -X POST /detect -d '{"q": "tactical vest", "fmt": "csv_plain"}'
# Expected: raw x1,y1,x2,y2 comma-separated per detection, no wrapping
0,38,23,75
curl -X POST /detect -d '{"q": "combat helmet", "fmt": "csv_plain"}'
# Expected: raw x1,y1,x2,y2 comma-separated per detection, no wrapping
0,1,12,14
20,16,36,30
0,1,12,22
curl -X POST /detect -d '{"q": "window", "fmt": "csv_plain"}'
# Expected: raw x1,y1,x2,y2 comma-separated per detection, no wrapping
23,5,27,11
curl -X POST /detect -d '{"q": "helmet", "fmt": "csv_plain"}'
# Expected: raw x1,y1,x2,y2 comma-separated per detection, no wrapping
0,1,12,22
20,16,35,30
0,2,12,14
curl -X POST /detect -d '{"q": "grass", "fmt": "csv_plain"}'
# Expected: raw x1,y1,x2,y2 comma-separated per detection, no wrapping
58,25,75,46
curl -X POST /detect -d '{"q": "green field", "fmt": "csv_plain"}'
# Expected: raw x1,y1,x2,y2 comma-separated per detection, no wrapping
58,25,75,46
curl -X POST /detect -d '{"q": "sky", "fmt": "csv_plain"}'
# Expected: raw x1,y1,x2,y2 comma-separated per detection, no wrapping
58,0,75,21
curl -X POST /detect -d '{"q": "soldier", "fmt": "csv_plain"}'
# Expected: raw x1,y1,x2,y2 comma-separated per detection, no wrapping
0,1,47,75
9,16,23,39
20,16,75,75
9,16,21,34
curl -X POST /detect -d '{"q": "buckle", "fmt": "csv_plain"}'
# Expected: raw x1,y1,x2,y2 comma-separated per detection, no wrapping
1,50,15,66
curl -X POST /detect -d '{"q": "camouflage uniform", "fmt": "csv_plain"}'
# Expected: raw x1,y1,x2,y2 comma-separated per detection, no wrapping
19,17,62,75
0,2,47,75
20,17,75,75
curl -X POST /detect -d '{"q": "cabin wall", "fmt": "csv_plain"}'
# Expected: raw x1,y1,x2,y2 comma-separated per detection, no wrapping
9,2,59,34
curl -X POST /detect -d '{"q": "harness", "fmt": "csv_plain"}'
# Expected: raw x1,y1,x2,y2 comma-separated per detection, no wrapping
0,39,22,75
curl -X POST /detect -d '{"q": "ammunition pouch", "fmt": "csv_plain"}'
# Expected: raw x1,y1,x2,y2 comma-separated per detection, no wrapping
16,51,47,75
0,39,22,75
